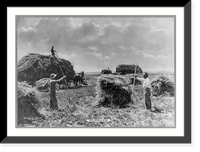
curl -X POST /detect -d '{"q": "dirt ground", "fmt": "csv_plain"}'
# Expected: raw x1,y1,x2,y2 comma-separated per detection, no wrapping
19,74,175,128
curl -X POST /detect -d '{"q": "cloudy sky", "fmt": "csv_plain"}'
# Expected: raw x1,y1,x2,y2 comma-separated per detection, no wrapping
17,16,174,73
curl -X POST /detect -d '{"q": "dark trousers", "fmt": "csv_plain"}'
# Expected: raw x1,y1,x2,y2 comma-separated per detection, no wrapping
50,95,58,110
144,88,151,110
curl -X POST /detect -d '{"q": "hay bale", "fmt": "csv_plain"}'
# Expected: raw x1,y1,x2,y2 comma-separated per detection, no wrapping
151,75,174,96
116,64,143,75
18,82,44,125
17,53,75,85
96,75,132,108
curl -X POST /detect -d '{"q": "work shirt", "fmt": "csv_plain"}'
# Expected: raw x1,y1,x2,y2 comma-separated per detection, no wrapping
51,48,56,56
49,77,65,96
136,77,151,89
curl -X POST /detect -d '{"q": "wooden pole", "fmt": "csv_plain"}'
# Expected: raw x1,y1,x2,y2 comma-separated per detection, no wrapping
132,64,137,92
55,54,68,89
131,64,139,102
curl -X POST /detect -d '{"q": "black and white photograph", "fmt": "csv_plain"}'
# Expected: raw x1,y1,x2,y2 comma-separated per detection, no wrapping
16,16,175,128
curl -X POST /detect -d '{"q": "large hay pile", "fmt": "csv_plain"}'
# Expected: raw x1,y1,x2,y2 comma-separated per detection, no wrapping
101,69,112,74
96,75,132,108
151,75,175,96
116,64,143,75
17,53,75,85
18,82,44,125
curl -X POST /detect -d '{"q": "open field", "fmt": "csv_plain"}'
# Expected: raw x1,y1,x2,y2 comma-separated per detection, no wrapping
18,73,175,128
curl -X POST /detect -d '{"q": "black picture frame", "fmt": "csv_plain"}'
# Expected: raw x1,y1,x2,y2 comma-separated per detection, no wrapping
2,1,191,144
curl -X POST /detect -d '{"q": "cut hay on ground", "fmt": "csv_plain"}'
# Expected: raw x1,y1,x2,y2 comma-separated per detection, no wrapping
96,75,133,108
151,75,174,96
18,82,44,125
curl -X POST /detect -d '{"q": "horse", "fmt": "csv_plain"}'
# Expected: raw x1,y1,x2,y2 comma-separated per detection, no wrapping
73,71,87,87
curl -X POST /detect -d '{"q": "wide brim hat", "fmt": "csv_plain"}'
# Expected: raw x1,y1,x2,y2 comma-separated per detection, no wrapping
143,72,148,77
50,73,57,79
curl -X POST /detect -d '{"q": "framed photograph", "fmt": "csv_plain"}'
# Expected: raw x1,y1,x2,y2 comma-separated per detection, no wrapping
3,1,191,143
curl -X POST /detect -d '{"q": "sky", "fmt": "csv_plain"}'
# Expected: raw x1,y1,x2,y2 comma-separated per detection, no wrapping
17,16,175,73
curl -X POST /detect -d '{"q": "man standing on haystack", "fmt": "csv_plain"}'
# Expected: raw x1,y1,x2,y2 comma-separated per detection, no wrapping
50,46,59,63
49,73,66,110
49,46,68,89
134,72,153,111
51,46,57,57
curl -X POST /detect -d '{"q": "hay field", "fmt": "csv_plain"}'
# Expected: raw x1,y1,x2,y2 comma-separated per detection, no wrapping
18,73,175,128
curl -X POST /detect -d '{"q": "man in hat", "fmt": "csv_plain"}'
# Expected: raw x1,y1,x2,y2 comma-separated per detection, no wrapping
133,72,153,111
49,73,66,110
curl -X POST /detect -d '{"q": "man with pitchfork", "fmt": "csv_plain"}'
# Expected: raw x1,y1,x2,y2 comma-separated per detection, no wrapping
132,64,153,111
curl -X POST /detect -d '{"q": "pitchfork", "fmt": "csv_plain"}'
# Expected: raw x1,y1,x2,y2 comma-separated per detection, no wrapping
132,63,140,102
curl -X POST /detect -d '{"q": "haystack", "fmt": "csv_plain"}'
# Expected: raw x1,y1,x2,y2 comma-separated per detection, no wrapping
101,69,112,74
151,75,175,96
17,53,75,85
18,82,44,125
96,75,132,108
116,64,143,85
116,64,143,75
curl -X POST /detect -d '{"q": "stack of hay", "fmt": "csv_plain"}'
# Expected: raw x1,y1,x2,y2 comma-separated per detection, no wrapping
151,75,175,96
116,64,143,75
18,82,44,125
101,69,112,74
17,53,75,85
96,75,133,108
